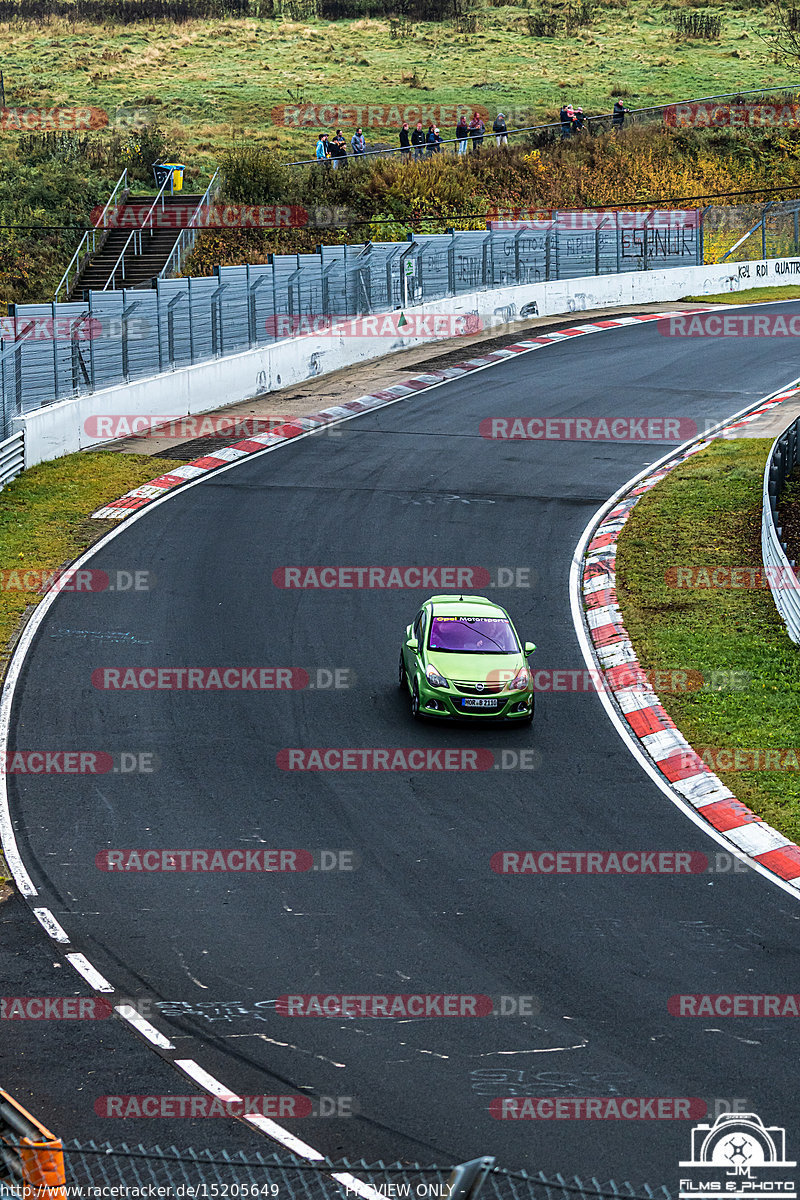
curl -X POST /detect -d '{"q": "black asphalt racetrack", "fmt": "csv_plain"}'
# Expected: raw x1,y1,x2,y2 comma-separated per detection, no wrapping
7,307,800,1182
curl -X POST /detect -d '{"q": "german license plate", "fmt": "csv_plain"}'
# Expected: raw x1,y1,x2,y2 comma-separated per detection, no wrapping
461,697,499,709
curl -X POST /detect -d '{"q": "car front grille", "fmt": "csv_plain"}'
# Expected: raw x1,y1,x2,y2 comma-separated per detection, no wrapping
452,680,506,696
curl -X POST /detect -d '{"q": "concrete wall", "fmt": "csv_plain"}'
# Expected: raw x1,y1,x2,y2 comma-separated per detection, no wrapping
14,254,795,468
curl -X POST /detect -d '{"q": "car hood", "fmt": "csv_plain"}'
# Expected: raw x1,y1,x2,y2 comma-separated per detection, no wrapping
426,650,523,684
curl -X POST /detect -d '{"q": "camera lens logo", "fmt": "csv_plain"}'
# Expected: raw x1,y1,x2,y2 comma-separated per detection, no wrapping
679,1113,796,1200
724,1138,752,1166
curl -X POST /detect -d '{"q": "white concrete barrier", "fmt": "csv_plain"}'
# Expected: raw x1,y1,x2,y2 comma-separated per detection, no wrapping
13,254,797,468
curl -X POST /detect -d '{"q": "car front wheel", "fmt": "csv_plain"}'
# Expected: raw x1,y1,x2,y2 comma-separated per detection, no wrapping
411,679,421,720
398,652,407,690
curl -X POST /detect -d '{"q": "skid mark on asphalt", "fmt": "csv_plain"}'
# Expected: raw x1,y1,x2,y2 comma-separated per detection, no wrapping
225,1033,347,1067
48,627,151,644
471,1040,589,1056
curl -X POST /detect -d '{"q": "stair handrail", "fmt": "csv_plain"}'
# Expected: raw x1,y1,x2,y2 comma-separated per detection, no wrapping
159,170,221,281
54,168,128,302
102,171,172,292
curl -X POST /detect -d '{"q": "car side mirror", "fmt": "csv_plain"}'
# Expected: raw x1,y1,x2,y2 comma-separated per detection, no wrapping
406,637,418,651
524,642,536,655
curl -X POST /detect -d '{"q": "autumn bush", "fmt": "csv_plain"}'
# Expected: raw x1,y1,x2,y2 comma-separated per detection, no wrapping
182,123,800,275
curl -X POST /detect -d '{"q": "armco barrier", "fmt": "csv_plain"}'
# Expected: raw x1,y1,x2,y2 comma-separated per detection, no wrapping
10,254,798,470
762,415,800,643
0,431,24,491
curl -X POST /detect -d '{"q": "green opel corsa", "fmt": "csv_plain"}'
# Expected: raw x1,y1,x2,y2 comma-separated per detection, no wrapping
399,594,536,722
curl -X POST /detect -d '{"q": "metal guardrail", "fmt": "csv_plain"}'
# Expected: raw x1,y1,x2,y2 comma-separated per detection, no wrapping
762,415,800,643
54,169,128,302
103,171,172,291
0,208,703,440
160,169,221,281
0,432,24,491
0,1136,672,1200
287,85,800,167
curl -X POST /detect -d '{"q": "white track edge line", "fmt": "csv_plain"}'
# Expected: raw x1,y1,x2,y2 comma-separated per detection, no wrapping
65,952,115,992
32,906,70,942
115,1004,176,1050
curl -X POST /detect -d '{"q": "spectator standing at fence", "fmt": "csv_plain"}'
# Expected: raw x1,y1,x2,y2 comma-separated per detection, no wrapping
571,106,586,134
469,112,485,150
456,114,469,155
612,98,626,129
411,120,425,160
400,121,412,159
493,112,508,147
330,131,347,169
351,127,366,157
559,104,573,138
316,132,330,164
426,124,442,155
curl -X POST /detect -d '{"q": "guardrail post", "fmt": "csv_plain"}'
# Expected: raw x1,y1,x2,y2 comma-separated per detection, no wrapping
166,293,184,367
87,295,96,391
514,227,526,284
248,276,269,348
699,205,712,265
447,1157,495,1200
210,283,228,357
595,218,609,275
120,299,140,381
52,304,60,401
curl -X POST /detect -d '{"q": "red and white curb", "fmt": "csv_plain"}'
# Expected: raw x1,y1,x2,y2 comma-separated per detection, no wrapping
91,311,712,520
578,381,800,890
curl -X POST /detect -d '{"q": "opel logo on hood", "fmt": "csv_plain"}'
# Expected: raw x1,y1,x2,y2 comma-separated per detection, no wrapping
475,683,484,692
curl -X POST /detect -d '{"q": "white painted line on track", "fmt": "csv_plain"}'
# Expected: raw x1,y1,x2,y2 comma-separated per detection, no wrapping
65,952,115,992
115,1004,176,1050
33,906,69,942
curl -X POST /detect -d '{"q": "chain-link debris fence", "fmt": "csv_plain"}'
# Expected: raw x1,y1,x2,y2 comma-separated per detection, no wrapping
1,1137,674,1200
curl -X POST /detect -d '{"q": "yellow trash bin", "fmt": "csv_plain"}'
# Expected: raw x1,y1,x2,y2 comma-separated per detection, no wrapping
155,163,185,192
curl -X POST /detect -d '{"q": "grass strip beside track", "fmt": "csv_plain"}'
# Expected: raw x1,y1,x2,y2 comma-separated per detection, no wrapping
0,450,183,889
683,287,800,304
616,437,800,843
0,451,183,668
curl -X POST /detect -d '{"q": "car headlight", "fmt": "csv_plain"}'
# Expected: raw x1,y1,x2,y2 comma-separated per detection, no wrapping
508,667,530,691
426,665,449,689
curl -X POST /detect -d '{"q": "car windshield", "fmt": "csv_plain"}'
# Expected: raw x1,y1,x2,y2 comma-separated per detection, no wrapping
428,615,518,653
